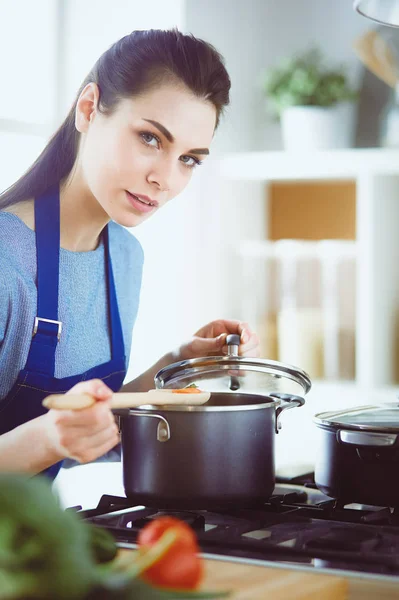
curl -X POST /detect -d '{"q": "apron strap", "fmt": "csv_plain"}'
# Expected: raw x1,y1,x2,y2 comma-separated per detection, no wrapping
103,225,125,361
25,187,61,376
25,187,125,377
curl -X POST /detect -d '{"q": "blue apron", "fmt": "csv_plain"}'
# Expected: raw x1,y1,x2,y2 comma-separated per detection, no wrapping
0,186,126,479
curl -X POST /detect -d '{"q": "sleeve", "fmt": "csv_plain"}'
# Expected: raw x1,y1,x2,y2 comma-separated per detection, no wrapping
0,263,11,347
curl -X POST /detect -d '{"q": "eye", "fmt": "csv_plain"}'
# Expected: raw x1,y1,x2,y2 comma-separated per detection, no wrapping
139,131,161,148
180,155,203,170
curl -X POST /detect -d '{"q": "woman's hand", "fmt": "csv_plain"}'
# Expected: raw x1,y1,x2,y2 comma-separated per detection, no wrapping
177,319,260,361
44,379,119,464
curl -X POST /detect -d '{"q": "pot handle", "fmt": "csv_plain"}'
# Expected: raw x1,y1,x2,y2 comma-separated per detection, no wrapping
269,393,305,434
115,409,171,442
338,430,397,447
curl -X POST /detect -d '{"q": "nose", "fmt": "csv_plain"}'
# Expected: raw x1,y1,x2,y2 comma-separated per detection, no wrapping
146,158,173,193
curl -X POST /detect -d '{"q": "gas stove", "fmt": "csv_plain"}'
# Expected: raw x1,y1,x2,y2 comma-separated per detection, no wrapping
79,473,399,580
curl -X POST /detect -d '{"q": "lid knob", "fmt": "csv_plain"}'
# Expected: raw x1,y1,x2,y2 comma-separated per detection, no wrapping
226,334,240,357
226,334,241,391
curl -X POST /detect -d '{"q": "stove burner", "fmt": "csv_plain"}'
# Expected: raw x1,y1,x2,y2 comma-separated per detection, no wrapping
304,527,381,552
269,490,308,505
78,477,399,578
133,511,206,532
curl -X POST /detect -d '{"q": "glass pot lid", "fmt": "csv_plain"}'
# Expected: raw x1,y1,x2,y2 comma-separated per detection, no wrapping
314,402,399,433
154,334,311,397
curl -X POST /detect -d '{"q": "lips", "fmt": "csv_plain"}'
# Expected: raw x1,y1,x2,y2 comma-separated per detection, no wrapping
125,191,158,214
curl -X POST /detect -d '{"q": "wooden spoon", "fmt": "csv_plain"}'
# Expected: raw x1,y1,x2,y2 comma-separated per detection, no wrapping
42,389,211,411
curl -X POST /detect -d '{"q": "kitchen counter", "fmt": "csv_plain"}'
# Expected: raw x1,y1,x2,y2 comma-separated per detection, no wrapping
120,550,399,599
201,558,399,599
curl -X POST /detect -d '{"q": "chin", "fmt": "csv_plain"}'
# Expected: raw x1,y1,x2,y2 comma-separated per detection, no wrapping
111,212,148,228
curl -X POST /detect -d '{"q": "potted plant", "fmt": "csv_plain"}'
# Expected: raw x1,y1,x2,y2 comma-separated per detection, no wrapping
263,49,358,150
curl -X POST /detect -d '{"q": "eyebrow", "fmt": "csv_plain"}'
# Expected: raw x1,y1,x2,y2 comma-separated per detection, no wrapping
142,118,210,155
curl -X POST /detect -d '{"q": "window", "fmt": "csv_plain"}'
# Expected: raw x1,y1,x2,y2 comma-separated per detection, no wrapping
0,0,184,191
0,0,57,190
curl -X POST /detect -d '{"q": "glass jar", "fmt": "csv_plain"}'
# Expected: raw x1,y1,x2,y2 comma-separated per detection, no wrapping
274,240,324,380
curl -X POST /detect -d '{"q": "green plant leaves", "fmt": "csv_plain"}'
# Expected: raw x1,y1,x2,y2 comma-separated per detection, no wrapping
263,48,358,117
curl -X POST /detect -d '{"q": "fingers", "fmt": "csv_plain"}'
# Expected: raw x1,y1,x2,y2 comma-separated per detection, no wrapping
46,378,119,463
66,422,120,464
191,319,260,358
51,404,120,463
66,379,113,402
182,320,261,361
193,319,241,338
219,322,260,357
238,336,261,358
237,325,260,357
51,399,115,430
237,322,251,343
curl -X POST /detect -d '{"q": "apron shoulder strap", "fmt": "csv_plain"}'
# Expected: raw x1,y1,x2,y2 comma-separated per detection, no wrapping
25,188,125,377
25,187,61,376
103,224,125,361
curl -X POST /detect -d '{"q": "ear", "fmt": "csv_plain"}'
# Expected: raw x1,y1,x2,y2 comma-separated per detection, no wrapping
75,82,100,133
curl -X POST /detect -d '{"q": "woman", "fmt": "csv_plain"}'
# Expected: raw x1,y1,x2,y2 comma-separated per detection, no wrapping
0,29,259,477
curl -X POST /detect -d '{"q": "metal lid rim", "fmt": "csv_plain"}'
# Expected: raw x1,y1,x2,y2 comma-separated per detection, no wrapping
154,356,312,394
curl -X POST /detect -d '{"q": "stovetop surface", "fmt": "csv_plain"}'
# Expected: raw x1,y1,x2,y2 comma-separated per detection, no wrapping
79,474,399,578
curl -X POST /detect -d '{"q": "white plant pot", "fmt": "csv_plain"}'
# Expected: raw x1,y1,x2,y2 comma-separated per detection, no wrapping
280,102,356,151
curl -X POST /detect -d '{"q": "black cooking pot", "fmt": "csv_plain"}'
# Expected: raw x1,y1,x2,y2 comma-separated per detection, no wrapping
115,391,305,509
314,403,399,506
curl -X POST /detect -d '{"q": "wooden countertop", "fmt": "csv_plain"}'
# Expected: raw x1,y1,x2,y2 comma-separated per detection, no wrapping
201,558,399,600
120,549,399,599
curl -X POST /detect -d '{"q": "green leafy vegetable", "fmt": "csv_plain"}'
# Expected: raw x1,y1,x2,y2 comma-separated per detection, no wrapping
86,523,117,564
0,474,230,600
0,474,96,599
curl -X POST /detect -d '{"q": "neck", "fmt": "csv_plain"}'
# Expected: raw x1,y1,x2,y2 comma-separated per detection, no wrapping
60,169,110,252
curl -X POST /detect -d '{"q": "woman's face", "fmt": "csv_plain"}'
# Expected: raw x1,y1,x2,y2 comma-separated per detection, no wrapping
76,82,217,227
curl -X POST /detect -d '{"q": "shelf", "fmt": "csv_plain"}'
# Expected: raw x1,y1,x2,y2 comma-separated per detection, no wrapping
308,380,399,402
219,148,399,181
219,148,399,389
238,239,358,257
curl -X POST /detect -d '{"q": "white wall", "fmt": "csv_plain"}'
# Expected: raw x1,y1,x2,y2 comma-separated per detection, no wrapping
61,0,196,380
178,0,375,340
2,3,384,505
173,0,390,478
0,0,58,125
0,0,57,191
61,0,185,115
3,1,371,381
125,0,374,379
185,0,370,153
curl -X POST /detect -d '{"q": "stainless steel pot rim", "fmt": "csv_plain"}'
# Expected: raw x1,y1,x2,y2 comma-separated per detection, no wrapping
155,356,312,394
314,403,399,433
125,400,278,413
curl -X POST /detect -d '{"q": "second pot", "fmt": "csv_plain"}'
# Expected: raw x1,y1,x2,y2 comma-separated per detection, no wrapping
116,392,304,509
314,403,399,506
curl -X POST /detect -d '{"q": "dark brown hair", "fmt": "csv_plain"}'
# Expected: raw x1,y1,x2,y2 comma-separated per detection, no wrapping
0,28,230,208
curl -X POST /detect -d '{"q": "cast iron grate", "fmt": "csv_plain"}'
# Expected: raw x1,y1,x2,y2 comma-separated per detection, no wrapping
77,481,399,576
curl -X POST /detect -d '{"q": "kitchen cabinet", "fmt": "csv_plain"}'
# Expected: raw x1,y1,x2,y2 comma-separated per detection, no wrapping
219,148,399,396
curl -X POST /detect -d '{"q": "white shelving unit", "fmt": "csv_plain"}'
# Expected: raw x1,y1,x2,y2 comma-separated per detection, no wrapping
220,149,399,182
219,148,399,393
